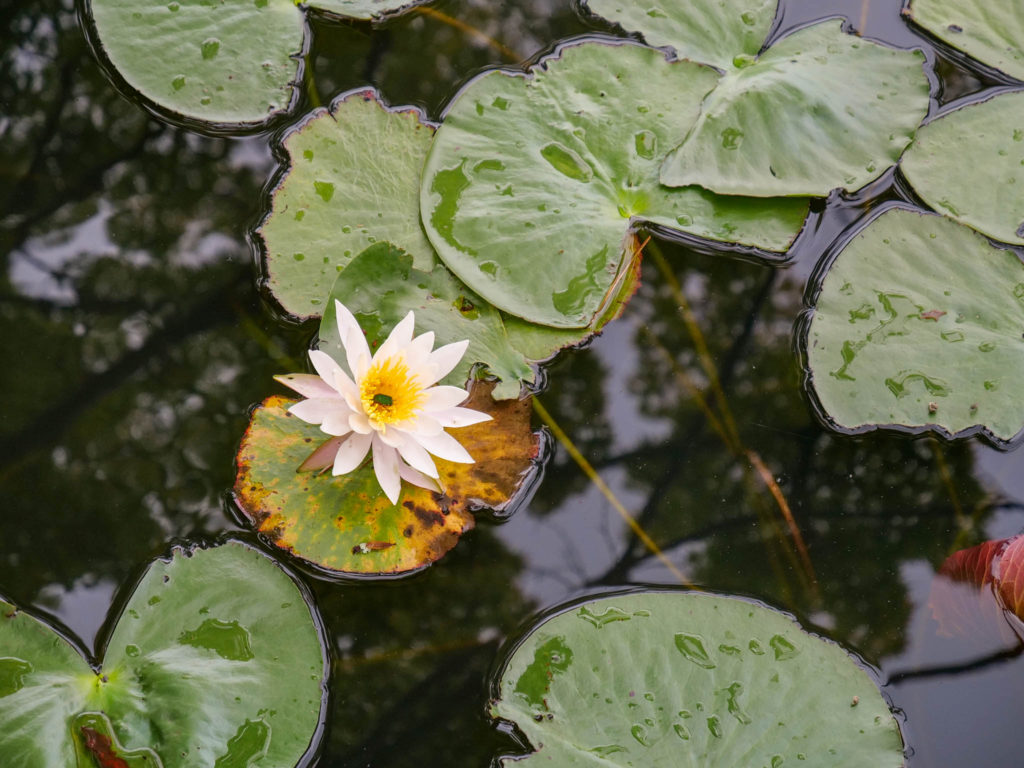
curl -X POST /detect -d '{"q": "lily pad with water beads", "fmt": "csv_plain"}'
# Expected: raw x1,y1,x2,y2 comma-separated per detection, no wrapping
420,39,810,329
234,380,539,576
492,591,904,766
907,0,1024,82
805,207,1024,444
901,91,1024,246
0,540,327,767
84,0,430,127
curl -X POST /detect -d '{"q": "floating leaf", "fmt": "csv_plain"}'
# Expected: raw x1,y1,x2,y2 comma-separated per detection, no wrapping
930,537,1024,639
421,40,809,328
492,591,903,766
907,0,1024,81
806,208,1024,442
317,242,636,400
0,541,327,767
259,90,437,319
583,0,776,70
901,91,1024,246
661,20,930,197
234,382,538,576
85,0,306,126
304,0,431,20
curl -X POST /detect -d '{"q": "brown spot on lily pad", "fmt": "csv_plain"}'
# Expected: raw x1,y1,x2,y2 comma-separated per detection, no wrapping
233,380,539,576
920,309,947,321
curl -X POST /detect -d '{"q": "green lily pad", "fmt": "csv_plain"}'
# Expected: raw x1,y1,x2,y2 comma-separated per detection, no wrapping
492,591,903,766
907,0,1024,81
901,91,1024,246
234,383,538,576
661,20,930,197
86,0,306,126
583,0,777,70
0,541,327,767
420,40,809,328
260,90,437,319
806,208,1024,443
317,242,637,400
306,0,431,20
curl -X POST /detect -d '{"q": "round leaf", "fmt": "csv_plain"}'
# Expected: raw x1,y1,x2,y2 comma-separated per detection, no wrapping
318,242,638,400
907,0,1024,81
234,383,539,576
806,208,1024,443
0,602,91,766
259,90,437,319
901,91,1024,246
305,0,431,20
661,20,930,197
420,40,809,328
493,591,903,766
583,0,776,71
0,541,327,768
86,0,305,126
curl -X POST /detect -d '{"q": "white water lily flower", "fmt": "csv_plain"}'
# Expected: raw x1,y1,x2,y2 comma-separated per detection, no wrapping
275,300,492,505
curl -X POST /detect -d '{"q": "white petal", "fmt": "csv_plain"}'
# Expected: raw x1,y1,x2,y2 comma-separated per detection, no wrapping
394,412,443,437
423,385,470,411
373,311,416,366
415,429,475,464
299,436,343,472
332,431,372,476
334,368,361,411
398,461,441,494
308,349,345,392
426,339,470,383
403,331,436,372
334,300,372,380
321,409,354,436
274,374,337,399
377,427,405,449
433,406,493,429
391,430,439,478
288,397,345,425
349,411,373,434
372,437,402,505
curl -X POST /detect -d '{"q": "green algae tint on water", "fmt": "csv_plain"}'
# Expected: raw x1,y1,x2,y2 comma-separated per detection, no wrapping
3,0,1024,765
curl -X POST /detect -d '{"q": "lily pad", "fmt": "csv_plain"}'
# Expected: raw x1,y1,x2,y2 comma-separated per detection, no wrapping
583,0,777,71
420,40,809,328
0,541,327,767
661,20,930,197
907,0,1024,81
805,208,1024,443
901,91,1024,246
86,0,306,126
234,382,538,576
492,591,903,766
306,0,431,20
259,90,437,319
317,242,638,400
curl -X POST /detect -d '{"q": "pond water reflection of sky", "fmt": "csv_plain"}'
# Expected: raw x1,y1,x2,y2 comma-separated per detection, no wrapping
2,0,1024,765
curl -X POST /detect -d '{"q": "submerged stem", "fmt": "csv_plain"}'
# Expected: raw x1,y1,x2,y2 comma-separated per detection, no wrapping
413,7,521,62
532,396,695,588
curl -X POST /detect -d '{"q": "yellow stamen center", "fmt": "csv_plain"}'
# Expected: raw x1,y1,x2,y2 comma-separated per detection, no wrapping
360,356,424,426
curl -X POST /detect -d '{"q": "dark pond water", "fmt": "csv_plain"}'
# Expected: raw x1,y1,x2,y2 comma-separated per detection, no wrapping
2,0,1023,765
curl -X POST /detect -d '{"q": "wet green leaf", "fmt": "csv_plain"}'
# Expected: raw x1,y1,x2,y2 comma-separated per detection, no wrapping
0,542,327,768
234,382,538,575
305,0,431,20
807,208,1024,442
260,90,437,319
662,20,930,197
907,0,1024,81
86,0,306,126
493,591,903,766
317,242,637,400
420,40,809,328
583,0,776,70
901,91,1024,246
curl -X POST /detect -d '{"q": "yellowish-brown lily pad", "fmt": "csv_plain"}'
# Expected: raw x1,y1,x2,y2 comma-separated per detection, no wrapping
234,382,538,576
